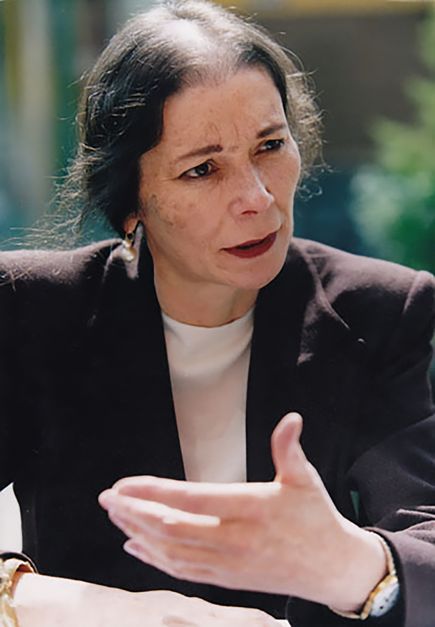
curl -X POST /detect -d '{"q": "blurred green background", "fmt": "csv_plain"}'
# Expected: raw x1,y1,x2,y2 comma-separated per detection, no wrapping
0,0,434,273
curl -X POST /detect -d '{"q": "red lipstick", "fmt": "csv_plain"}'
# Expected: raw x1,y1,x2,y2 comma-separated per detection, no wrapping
224,232,277,258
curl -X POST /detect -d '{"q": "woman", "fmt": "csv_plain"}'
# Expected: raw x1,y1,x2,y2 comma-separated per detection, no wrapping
1,1,434,626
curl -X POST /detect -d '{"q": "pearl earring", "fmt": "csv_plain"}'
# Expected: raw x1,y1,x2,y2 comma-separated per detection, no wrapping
121,230,137,263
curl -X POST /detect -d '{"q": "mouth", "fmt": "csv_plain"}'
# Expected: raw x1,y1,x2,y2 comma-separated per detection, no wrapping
223,231,277,259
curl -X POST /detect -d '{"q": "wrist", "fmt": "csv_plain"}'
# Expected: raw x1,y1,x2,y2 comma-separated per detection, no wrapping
13,573,101,627
329,530,400,620
327,521,388,612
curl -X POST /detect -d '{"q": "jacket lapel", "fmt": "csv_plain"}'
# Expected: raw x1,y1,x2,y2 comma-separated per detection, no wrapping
246,241,368,496
86,238,185,483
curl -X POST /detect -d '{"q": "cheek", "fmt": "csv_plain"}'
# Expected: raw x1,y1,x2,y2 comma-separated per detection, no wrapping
263,152,301,200
145,194,191,232
144,195,212,256
282,140,301,181
284,150,301,188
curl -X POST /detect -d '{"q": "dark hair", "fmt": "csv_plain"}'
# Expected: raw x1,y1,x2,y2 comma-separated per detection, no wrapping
61,0,321,237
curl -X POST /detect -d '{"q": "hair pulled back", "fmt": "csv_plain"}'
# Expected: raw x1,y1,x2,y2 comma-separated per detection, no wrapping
62,0,321,236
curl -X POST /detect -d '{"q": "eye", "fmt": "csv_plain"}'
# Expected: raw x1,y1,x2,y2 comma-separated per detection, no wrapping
182,161,215,180
259,138,286,153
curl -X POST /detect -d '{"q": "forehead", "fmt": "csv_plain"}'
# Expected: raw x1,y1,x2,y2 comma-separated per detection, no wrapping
159,67,287,151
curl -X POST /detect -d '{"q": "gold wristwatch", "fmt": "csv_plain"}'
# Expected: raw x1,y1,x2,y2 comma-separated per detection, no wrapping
0,552,37,627
330,535,400,620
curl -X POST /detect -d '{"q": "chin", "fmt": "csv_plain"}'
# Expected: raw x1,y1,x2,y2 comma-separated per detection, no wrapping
230,249,289,291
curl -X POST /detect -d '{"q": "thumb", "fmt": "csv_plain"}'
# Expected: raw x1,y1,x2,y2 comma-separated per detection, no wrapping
271,413,311,487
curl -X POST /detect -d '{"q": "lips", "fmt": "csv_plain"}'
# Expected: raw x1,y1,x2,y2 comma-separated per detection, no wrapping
223,231,277,258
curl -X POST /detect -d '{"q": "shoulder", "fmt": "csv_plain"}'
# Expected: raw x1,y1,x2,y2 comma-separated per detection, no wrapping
295,237,433,292
0,239,120,293
292,238,435,346
293,237,434,309
0,240,122,331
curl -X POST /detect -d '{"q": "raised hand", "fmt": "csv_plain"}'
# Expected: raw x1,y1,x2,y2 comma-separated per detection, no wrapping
99,413,387,613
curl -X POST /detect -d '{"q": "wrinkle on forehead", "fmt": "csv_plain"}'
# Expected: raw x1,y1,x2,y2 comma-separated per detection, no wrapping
164,75,285,153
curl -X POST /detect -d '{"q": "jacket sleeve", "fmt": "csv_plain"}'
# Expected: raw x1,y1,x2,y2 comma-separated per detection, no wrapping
0,269,21,492
0,263,38,494
347,269,435,627
287,270,435,627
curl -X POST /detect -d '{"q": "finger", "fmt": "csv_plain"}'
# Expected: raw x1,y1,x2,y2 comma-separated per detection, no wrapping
123,530,254,590
103,494,259,559
100,491,221,530
123,538,222,586
103,476,270,518
106,503,223,551
271,413,314,488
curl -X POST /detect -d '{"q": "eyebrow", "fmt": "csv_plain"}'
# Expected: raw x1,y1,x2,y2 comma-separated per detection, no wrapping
256,122,288,139
173,122,288,166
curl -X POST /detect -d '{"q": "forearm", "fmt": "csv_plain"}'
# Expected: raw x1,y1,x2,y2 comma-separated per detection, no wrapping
11,573,284,626
12,572,126,627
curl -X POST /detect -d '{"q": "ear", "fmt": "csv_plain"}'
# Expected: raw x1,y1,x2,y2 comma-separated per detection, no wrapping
123,215,139,235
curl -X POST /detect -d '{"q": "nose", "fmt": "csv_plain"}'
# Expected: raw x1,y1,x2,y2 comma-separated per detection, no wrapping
228,166,274,217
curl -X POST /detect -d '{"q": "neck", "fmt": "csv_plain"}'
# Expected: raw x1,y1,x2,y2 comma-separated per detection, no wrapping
153,272,257,327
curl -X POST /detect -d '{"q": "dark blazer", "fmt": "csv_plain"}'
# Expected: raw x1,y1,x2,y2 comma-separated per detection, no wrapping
0,238,434,626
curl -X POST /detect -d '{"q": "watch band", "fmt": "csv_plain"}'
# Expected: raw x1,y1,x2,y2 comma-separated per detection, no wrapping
0,553,37,574
0,553,37,627
329,534,400,621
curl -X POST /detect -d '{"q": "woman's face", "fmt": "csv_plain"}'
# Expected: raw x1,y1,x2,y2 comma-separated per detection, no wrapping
137,67,301,295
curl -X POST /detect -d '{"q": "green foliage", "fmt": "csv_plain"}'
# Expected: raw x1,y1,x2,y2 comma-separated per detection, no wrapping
351,7,435,274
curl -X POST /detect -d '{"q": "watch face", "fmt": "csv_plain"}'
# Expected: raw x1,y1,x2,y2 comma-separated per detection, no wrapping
371,580,400,617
